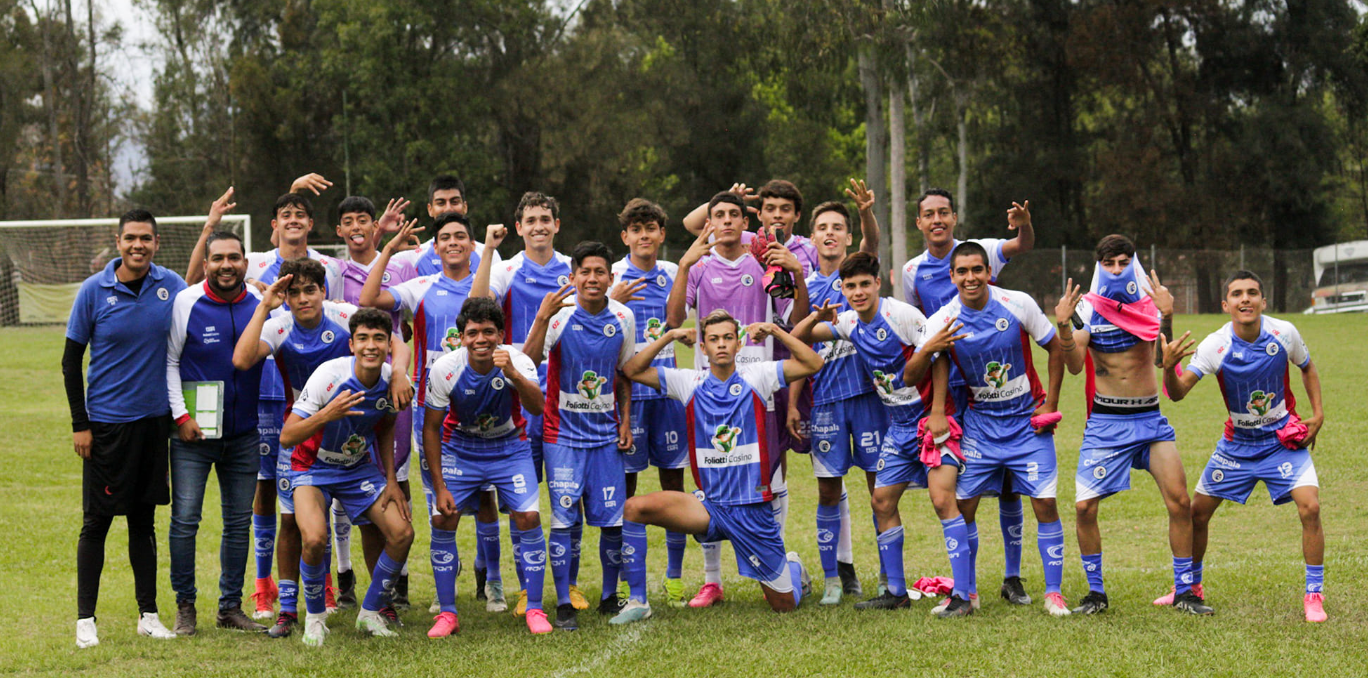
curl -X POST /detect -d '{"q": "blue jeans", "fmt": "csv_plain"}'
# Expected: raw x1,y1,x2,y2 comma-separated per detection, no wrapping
169,430,260,610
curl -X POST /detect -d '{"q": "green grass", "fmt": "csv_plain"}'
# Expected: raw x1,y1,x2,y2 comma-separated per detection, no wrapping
3,314,1366,677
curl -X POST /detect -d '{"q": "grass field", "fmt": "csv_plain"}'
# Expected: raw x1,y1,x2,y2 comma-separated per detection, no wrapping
3,314,1365,677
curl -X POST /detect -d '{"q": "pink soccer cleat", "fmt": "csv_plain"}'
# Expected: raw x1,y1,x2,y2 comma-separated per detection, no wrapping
1304,593,1327,623
526,609,553,634
1044,592,1071,617
688,583,725,608
427,611,460,638
1153,583,1204,606
252,577,278,620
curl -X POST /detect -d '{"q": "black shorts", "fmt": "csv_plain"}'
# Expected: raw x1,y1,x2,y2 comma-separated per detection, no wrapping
83,415,172,515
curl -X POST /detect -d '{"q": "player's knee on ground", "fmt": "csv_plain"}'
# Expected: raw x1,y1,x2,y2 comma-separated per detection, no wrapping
816,477,843,506
1030,497,1059,522
512,510,540,532
761,585,797,612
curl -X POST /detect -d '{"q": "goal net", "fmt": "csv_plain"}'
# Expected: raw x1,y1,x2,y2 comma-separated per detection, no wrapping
0,215,252,325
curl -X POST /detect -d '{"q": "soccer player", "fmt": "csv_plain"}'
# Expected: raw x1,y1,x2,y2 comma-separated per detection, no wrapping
471,192,579,614
622,311,819,612
680,180,820,276
791,252,972,616
166,230,267,634
1054,235,1209,615
923,241,1072,616
394,174,500,276
1161,271,1326,622
785,182,881,604
665,192,809,608
66,209,186,647
423,297,552,635
522,240,647,628
900,188,1037,606
278,308,415,645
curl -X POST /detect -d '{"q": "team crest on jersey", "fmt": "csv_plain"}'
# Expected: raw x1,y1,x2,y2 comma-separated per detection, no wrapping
728,383,744,397
995,318,1010,332
871,370,896,396
604,323,617,337
558,274,570,287
875,327,888,341
381,271,392,284
984,361,1012,389
1246,390,1273,417
1126,281,1138,295
157,287,169,301
321,330,335,344
832,278,842,291
1211,469,1224,483
476,413,499,432
741,274,754,287
491,377,506,391
341,434,367,460
444,327,462,351
644,318,666,342
577,371,608,400
657,274,668,287
711,425,742,455
1266,342,1280,356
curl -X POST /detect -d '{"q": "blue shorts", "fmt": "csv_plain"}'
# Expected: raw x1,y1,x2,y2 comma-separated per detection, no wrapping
525,407,545,482
285,464,387,523
1195,440,1319,505
958,426,1059,500
545,441,625,529
435,441,541,516
873,422,962,489
810,392,888,478
625,398,688,473
1075,410,1177,501
696,499,788,584
257,400,286,481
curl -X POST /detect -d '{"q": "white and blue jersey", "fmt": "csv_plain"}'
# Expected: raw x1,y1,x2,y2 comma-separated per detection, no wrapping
613,256,689,472
824,298,931,427
901,238,1009,316
806,268,874,405
245,249,345,403
490,250,574,445
541,300,635,446
655,362,788,506
611,257,679,402
398,240,497,278
387,273,474,408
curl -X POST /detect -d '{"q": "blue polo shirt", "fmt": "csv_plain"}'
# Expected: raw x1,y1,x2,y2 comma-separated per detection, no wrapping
66,258,187,423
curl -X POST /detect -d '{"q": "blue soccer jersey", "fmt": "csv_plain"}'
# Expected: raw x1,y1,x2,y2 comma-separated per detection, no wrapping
425,345,539,459
612,256,680,402
1185,316,1312,451
806,268,873,406
926,287,1056,437
900,238,1009,316
289,357,395,472
488,251,574,349
540,300,635,446
824,297,931,427
398,240,497,278
246,248,345,402
387,273,474,406
655,362,788,505
261,302,356,402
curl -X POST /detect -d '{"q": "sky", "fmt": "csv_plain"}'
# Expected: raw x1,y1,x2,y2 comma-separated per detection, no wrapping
103,0,159,192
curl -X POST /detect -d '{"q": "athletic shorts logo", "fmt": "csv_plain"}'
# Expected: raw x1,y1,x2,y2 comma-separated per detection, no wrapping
524,550,546,565
1279,461,1294,479
627,444,637,455
945,537,959,551
876,458,886,471
157,287,169,301
747,555,761,568
360,480,376,495
433,551,455,565
491,377,506,391
278,477,291,492
995,318,1010,332
729,383,744,397
741,274,754,287
1092,466,1107,480
578,370,608,400
1126,281,1138,296
1266,342,1280,356
817,440,832,454
1246,390,1273,417
444,327,462,351
559,495,574,508
1047,545,1066,560
875,328,888,341
321,330,335,344
1211,469,1224,483
604,323,616,337
984,361,1012,389
657,274,668,287
259,442,272,456
558,275,570,287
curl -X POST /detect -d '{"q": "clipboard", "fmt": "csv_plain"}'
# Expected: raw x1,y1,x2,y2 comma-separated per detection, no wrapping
183,381,225,439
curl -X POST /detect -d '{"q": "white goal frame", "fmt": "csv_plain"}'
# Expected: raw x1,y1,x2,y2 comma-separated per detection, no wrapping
0,214,253,252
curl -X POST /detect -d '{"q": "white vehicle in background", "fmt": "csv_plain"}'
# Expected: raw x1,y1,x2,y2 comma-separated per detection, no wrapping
1307,240,1368,314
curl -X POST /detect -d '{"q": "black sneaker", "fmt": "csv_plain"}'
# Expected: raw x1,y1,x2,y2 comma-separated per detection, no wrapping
215,606,267,632
380,605,404,628
935,595,974,618
266,612,298,638
838,561,863,597
597,593,626,616
337,570,357,609
174,601,197,637
853,592,910,610
475,567,488,602
392,574,411,610
1000,576,1032,605
1173,591,1214,615
1071,591,1109,615
554,603,578,631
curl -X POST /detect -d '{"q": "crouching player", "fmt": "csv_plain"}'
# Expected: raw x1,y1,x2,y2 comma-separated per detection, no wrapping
1162,271,1327,622
278,308,414,645
423,297,552,636
622,312,819,613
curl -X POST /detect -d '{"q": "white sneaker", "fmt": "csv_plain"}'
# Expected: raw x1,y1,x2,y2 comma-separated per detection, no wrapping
1044,592,1072,617
485,580,508,613
76,618,99,648
301,614,329,647
355,609,398,637
137,612,176,639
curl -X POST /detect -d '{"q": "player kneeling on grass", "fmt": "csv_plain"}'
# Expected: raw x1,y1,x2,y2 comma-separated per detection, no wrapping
621,311,821,613
423,297,553,636
1161,271,1327,623
278,308,414,646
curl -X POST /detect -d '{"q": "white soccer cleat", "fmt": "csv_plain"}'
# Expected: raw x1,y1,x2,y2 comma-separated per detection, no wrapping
428,600,441,614
1044,592,1072,617
356,609,398,637
137,612,176,639
301,614,329,647
485,580,508,613
930,592,976,614
76,618,99,649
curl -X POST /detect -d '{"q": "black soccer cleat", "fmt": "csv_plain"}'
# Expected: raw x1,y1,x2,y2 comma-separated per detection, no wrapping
597,593,626,616
854,592,911,611
838,561,863,597
1000,576,1032,605
554,603,579,631
336,570,357,609
1173,591,1214,616
392,574,411,610
266,612,297,638
475,567,488,602
935,595,975,618
1071,590,1109,615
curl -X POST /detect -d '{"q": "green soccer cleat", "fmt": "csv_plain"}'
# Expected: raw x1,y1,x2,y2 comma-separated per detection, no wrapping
661,576,687,608
820,577,843,605
609,601,653,625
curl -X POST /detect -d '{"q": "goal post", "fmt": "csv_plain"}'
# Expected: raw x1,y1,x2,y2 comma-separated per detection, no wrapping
0,214,251,326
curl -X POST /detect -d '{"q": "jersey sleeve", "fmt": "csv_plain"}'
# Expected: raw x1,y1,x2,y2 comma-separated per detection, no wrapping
260,315,290,352
889,301,929,349
655,366,702,403
900,260,920,308
424,352,462,411
1286,325,1311,368
1002,289,1056,346
685,262,702,310
166,291,194,421
825,309,858,342
1186,331,1228,379
292,363,338,418
65,278,95,344
739,361,787,400
324,302,357,327
488,262,516,301
245,252,272,281
542,307,574,361
322,257,345,302
510,347,539,382
973,237,1011,275
613,304,636,368
387,277,423,314
1073,297,1095,337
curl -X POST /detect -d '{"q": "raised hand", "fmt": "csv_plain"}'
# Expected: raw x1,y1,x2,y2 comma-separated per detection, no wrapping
811,300,840,324
493,348,517,376
1160,331,1195,371
610,278,648,304
922,319,967,354
536,284,575,321
290,173,333,196
382,218,421,256
728,182,760,216
484,223,508,250
668,327,697,347
1055,278,1082,326
261,274,293,311
377,197,411,234
1006,200,1031,231
845,178,876,212
318,389,367,423
680,223,719,267
206,187,237,232
1145,269,1174,317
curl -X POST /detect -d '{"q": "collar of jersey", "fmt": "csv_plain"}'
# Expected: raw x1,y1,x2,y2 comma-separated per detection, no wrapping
98,258,166,289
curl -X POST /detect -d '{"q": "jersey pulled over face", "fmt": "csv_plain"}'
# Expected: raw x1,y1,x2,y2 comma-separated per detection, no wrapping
541,299,635,446
826,297,930,426
425,345,538,459
1186,316,1311,450
290,357,395,471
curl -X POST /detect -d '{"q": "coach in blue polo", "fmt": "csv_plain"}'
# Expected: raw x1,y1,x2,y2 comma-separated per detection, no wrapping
65,210,186,648
165,229,267,636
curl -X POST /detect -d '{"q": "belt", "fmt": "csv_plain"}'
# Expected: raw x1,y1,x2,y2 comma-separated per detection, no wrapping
1092,393,1160,416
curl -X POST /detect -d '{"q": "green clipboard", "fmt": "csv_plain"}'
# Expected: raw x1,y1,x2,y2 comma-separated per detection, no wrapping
183,381,225,439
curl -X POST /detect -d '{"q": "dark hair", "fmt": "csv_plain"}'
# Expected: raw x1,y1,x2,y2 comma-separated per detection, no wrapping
430,211,471,239
618,198,668,230
915,188,956,215
1095,234,1136,262
349,307,392,337
838,251,880,281
278,257,327,290
758,179,804,215
337,196,376,220
515,191,559,222
275,193,314,219
204,230,244,257
572,241,613,271
708,191,746,215
428,175,467,204
810,201,850,230
118,209,157,235
456,296,505,334
700,309,740,336
1223,270,1264,295
950,240,989,267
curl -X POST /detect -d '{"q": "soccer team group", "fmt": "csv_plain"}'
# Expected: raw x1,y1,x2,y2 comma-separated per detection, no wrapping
65,172,1329,649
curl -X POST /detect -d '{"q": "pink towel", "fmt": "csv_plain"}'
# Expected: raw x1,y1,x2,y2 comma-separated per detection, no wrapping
1277,413,1310,450
1030,410,1063,433
1082,293,1161,342
911,576,955,596
917,416,964,467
